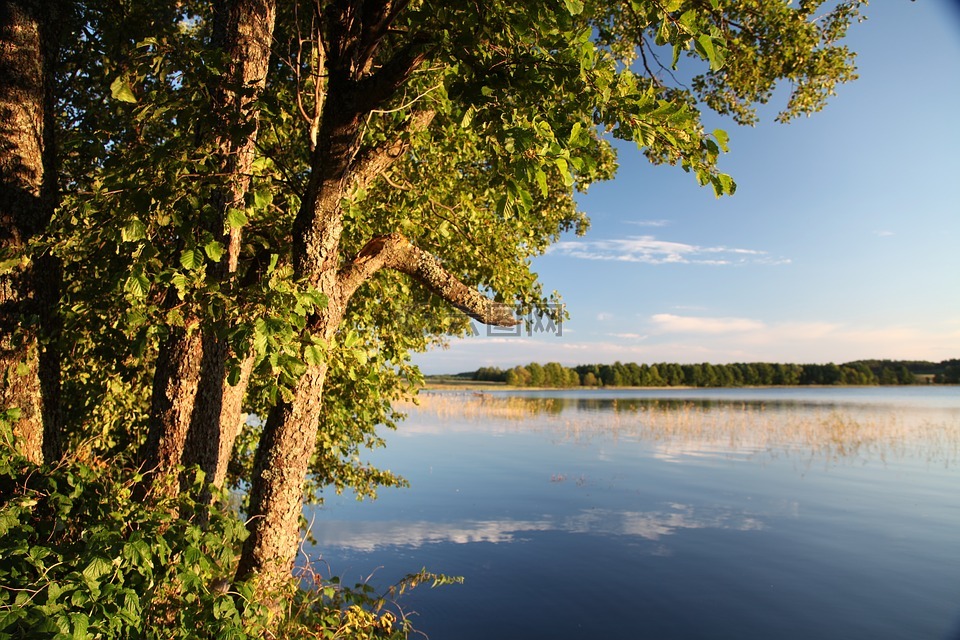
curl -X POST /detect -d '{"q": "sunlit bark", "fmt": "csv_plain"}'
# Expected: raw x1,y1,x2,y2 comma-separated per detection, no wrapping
0,0,61,464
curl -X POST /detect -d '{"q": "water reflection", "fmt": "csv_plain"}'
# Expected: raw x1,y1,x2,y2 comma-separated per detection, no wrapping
312,388,960,640
311,503,764,552
396,390,960,465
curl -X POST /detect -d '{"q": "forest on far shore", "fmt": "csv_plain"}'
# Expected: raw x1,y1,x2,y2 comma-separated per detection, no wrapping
452,359,960,388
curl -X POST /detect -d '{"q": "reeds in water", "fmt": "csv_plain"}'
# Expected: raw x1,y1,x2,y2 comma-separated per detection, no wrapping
395,392,959,466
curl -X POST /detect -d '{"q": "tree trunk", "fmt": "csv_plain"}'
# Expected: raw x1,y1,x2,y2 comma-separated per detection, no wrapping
235,3,454,594
185,343,255,490
235,116,358,592
0,0,60,464
142,0,275,491
140,324,203,495
235,359,332,591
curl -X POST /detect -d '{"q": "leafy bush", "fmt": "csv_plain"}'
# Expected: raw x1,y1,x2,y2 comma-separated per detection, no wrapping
0,410,451,639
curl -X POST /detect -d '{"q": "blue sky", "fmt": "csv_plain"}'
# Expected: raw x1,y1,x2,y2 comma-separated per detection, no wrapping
415,1,960,374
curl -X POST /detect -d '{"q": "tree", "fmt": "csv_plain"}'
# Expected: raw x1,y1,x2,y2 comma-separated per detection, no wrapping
3,0,867,610
134,0,279,499
506,365,532,387
0,0,62,464
525,362,545,387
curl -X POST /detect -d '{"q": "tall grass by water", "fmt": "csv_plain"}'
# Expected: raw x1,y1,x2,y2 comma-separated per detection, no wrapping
396,391,959,467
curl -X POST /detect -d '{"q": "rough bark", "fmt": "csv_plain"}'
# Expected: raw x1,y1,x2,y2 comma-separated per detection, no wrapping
0,0,60,464
142,0,276,491
235,331,335,590
140,324,203,494
184,344,255,490
238,12,372,586
238,148,514,596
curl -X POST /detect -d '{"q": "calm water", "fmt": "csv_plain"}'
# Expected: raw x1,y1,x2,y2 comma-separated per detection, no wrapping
306,387,960,639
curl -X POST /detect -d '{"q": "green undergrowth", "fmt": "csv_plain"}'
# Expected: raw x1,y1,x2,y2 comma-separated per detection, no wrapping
0,410,455,639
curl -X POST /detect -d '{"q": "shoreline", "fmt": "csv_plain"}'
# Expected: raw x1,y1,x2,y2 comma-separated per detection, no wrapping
419,381,947,392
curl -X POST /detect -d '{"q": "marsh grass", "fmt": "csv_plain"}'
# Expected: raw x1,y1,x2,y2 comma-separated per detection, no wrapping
396,392,959,466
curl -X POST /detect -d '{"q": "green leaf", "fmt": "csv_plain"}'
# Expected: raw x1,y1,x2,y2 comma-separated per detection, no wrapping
535,168,548,197
253,189,273,210
82,556,112,582
671,43,682,70
554,157,572,186
253,321,268,354
205,240,225,262
180,249,202,270
0,256,23,275
562,0,584,15
719,173,736,195
226,208,248,230
124,274,150,299
637,122,656,147
227,364,241,386
280,354,306,378
110,76,137,103
713,128,730,153
251,156,273,173
121,218,146,242
568,121,584,147
696,35,723,71
304,344,325,366
70,612,90,639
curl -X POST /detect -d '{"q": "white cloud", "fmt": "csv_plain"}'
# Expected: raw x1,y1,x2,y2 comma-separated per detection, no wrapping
596,312,614,321
624,219,671,227
307,505,763,552
874,230,895,237
651,314,766,334
610,332,647,340
547,235,787,265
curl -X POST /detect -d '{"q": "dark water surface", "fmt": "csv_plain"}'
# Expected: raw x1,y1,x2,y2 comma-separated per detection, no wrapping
305,387,960,639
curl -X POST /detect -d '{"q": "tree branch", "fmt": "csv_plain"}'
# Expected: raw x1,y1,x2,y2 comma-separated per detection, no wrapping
338,233,518,326
348,109,435,194
353,36,432,112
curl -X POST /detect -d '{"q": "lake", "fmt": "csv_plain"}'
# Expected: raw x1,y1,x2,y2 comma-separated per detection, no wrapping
305,387,960,639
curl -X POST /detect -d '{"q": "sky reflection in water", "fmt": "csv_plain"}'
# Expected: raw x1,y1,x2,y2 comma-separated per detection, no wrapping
306,387,960,640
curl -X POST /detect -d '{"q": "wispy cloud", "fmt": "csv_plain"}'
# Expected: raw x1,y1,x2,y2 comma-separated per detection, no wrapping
651,314,766,334
624,219,671,227
873,230,895,237
547,235,787,266
610,332,647,340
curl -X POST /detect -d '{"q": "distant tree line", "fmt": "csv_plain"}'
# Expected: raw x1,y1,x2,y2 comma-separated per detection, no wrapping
469,359,960,388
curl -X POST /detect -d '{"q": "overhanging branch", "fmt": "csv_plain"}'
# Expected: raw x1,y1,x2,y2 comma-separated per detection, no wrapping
338,233,518,327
